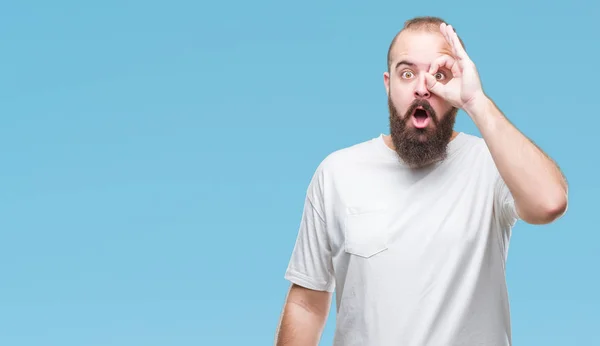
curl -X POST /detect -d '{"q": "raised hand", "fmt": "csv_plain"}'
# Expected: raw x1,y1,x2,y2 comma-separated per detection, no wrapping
424,23,486,112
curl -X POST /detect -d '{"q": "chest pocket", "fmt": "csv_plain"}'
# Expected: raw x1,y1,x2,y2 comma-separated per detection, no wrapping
343,206,390,258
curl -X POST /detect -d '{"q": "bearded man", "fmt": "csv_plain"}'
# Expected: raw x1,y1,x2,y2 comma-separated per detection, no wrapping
275,16,568,346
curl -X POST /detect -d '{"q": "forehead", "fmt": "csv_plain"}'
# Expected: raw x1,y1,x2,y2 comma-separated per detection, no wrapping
390,30,453,69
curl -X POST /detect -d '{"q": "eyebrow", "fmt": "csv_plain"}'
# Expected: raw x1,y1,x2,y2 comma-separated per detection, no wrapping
395,60,416,70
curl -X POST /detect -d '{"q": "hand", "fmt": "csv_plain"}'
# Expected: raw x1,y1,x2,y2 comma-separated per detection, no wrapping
424,23,487,113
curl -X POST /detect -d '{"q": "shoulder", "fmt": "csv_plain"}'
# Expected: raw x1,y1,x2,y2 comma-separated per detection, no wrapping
316,135,382,174
453,132,495,163
452,132,501,180
305,136,381,194
456,132,487,152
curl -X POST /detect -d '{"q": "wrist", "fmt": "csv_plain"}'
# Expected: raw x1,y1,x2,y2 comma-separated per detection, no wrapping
463,92,491,119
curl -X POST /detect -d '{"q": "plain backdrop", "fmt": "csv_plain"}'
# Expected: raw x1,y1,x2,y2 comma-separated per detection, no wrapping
1,0,598,345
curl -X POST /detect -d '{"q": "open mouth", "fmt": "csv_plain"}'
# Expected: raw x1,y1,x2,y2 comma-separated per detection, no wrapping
412,107,430,128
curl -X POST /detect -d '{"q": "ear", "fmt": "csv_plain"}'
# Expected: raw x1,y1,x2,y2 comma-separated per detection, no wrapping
383,71,390,96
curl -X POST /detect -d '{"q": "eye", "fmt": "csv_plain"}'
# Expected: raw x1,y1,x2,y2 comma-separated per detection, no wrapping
401,71,414,79
434,71,446,81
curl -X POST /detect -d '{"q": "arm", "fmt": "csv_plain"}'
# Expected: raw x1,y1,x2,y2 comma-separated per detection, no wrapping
425,22,568,224
465,96,568,224
277,161,335,344
275,284,332,346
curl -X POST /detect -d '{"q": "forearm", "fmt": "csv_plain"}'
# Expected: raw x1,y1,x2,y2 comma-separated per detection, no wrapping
276,301,328,346
465,95,568,224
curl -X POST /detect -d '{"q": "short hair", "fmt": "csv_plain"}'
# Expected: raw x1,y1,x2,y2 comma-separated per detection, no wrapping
386,16,466,71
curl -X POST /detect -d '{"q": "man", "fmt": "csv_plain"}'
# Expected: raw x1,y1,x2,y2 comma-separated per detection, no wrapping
275,16,568,346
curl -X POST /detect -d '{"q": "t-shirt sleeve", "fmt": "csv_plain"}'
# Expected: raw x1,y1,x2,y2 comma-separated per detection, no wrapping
494,172,520,229
284,167,335,292
492,171,520,259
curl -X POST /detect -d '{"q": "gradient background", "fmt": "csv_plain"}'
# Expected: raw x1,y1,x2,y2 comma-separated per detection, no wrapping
1,0,597,345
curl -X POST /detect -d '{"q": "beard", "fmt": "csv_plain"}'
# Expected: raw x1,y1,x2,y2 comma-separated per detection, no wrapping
388,96,458,168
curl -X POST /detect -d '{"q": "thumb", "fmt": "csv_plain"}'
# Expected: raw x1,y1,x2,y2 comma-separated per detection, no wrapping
424,73,445,97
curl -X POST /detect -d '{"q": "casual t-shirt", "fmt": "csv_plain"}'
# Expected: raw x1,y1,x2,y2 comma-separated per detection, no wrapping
284,132,520,346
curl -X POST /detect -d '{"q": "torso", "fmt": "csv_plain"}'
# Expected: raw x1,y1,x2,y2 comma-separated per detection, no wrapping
319,133,515,346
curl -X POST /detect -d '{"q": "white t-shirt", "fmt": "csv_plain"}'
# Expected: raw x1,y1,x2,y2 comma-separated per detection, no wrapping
284,132,520,346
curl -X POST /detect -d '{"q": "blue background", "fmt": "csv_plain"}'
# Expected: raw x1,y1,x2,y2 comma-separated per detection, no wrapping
1,0,597,345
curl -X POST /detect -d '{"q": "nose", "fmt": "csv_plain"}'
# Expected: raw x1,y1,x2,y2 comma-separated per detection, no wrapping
414,75,430,99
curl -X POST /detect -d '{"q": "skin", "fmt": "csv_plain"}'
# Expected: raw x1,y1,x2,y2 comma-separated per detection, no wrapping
385,28,459,167
274,284,331,346
383,28,459,149
385,23,568,224
275,22,568,345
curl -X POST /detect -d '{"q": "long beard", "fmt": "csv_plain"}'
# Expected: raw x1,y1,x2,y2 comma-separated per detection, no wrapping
388,96,458,168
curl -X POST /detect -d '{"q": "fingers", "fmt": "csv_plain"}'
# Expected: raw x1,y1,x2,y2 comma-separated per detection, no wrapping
440,23,452,50
440,23,469,62
428,54,460,78
424,73,445,97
